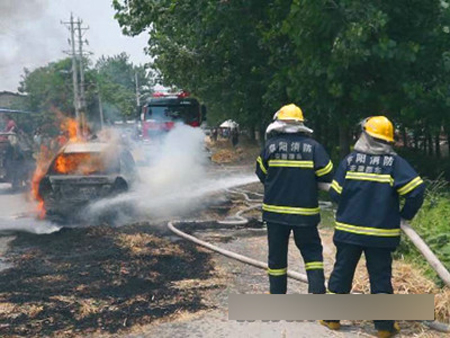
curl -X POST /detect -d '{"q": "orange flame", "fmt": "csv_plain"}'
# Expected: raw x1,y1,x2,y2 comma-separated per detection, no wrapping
53,153,105,175
30,117,87,219
31,145,53,219
64,119,80,141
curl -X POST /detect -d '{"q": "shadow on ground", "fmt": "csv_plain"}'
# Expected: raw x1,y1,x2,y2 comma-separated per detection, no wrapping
0,224,218,337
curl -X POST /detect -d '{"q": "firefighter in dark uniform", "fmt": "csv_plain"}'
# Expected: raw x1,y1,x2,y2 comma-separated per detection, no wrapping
320,116,425,338
255,104,333,294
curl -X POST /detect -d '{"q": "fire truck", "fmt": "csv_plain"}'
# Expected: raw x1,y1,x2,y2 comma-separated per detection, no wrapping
138,90,207,140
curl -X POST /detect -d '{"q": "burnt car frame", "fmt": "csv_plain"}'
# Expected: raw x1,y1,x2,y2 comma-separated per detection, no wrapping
38,141,138,218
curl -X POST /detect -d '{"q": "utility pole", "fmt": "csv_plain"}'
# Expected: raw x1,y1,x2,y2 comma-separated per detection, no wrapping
77,18,87,113
97,82,104,129
62,14,91,136
76,18,90,135
62,13,80,121
135,72,141,107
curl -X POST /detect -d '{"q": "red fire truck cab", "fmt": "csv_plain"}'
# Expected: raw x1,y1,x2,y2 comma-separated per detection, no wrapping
139,91,206,140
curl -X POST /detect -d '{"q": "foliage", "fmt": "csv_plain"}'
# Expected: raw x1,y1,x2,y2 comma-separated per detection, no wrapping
396,180,450,284
18,58,76,135
95,52,153,120
17,53,151,135
113,0,275,132
397,147,450,181
113,0,450,160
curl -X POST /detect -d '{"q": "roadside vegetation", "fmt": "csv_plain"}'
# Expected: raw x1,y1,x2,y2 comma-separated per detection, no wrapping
397,179,450,280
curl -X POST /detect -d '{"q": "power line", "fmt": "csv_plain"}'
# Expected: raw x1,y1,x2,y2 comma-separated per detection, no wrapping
61,13,80,121
61,13,92,134
76,18,91,113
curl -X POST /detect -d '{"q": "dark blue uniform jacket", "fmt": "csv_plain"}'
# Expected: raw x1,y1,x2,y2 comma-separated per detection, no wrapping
255,133,333,227
329,151,425,248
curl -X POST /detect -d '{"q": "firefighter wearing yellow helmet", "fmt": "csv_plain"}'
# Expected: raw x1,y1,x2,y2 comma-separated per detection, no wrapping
256,104,333,294
273,103,304,122
321,116,425,338
363,116,395,143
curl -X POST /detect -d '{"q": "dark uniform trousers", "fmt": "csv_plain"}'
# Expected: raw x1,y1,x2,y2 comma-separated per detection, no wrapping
267,222,326,294
327,241,395,331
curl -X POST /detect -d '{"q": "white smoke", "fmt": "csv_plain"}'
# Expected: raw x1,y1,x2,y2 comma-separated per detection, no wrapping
0,124,258,232
140,123,208,195
0,187,61,235
0,216,60,235
86,124,258,223
0,0,66,91
0,1,150,92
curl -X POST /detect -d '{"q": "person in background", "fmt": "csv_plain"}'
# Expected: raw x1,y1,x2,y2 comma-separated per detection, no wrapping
321,116,425,338
211,127,218,142
33,128,42,147
231,127,239,147
3,115,17,133
255,103,333,294
223,127,230,138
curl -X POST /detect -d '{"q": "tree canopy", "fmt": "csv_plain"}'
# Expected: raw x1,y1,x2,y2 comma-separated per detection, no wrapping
113,0,450,160
95,52,152,120
18,53,152,134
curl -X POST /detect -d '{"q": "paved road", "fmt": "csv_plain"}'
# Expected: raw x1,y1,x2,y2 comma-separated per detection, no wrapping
0,168,441,337
0,184,60,271
128,220,368,338
131,230,366,338
0,184,27,271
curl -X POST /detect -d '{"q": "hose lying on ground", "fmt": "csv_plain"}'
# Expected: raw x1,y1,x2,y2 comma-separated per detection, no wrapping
400,221,450,287
167,220,449,332
167,185,450,332
168,220,308,283
219,186,450,288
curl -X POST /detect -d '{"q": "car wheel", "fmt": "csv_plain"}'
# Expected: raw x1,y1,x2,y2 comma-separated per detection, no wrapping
111,178,128,195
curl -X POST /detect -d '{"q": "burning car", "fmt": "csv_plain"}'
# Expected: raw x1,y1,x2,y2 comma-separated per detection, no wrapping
37,141,138,218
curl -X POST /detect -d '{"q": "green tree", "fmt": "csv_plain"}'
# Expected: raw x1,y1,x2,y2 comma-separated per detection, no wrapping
18,53,152,134
18,58,77,134
113,0,275,135
95,52,153,120
114,0,450,161
268,0,450,156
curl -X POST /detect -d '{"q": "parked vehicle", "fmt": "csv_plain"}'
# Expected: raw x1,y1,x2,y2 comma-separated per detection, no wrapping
139,90,207,140
0,131,35,190
0,109,36,190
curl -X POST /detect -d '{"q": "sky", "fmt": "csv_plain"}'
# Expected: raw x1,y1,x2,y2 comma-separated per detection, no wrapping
0,0,150,92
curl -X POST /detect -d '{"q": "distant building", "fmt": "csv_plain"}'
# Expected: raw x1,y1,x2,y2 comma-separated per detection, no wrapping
0,91,26,109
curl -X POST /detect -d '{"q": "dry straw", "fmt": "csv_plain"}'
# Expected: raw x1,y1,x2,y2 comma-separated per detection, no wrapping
352,258,450,324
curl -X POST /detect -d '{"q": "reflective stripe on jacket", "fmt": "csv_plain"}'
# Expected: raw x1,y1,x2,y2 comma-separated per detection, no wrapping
329,151,425,248
255,133,333,226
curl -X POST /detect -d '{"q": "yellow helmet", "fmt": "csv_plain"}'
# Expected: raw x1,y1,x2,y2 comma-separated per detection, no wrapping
274,104,304,122
363,116,394,143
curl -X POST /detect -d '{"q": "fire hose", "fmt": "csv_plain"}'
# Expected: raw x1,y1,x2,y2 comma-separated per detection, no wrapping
167,184,450,332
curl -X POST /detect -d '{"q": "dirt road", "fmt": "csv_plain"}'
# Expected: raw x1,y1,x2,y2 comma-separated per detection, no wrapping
0,165,446,337
135,226,366,338
0,184,37,272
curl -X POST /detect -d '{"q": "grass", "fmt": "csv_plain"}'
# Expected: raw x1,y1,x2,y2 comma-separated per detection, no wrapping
318,190,335,229
396,179,450,283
